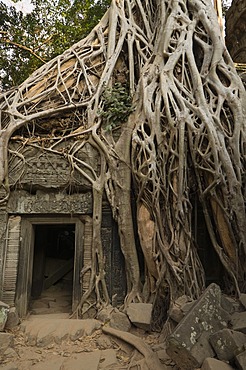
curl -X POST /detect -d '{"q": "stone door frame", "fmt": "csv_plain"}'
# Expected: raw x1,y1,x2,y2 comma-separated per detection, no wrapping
15,215,87,318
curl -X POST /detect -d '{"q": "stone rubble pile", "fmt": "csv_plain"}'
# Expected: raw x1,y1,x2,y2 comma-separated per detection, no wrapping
0,283,246,369
166,284,246,370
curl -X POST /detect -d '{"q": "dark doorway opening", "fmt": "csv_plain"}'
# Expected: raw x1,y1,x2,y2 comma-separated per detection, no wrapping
193,197,225,288
30,224,75,314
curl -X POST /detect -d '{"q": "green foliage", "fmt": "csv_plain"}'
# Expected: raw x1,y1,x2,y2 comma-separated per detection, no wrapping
0,0,110,89
100,83,135,131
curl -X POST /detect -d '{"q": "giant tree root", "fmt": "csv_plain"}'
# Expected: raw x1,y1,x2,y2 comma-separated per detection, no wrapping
102,326,165,370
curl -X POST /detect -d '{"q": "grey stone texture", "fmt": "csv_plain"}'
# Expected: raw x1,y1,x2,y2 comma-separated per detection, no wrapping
166,284,230,369
201,357,235,370
239,293,246,310
209,328,246,361
109,310,131,332
5,307,20,329
169,295,195,323
20,317,101,347
231,312,246,334
0,332,14,356
235,348,246,370
221,295,237,315
126,303,153,330
0,301,9,331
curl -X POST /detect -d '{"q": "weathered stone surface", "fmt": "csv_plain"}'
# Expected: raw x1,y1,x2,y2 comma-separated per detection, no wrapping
231,312,246,334
96,334,112,349
201,357,235,370
5,307,20,329
169,295,195,323
109,311,131,332
209,329,246,361
0,332,14,355
209,328,246,361
126,303,152,330
3,347,18,360
0,300,9,308
99,349,118,369
0,301,9,331
31,358,64,370
239,293,246,310
61,351,101,370
0,365,19,370
235,349,246,370
69,319,101,340
221,295,237,315
97,306,114,323
166,284,230,370
21,317,101,347
7,190,92,214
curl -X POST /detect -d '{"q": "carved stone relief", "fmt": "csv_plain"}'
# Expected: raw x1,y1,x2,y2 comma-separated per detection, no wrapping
7,190,92,215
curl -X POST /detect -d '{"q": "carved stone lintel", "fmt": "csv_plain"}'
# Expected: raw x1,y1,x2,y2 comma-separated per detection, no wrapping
7,190,92,215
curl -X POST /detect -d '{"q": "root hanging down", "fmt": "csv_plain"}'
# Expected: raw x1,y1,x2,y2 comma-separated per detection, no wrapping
0,0,245,325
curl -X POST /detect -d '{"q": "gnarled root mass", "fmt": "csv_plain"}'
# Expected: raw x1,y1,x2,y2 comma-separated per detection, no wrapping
0,0,245,328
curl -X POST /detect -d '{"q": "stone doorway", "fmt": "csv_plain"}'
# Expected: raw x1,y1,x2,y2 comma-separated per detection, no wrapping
15,216,86,318
30,224,75,315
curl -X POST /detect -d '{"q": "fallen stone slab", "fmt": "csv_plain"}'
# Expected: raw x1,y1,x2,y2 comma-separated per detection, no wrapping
61,351,101,370
231,312,246,334
201,357,235,370
235,349,246,370
209,328,246,361
166,284,230,370
126,303,152,331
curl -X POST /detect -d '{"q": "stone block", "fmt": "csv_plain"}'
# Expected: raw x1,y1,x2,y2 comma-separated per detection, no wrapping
0,301,9,331
100,349,118,368
5,307,20,329
221,295,236,314
32,358,64,370
235,349,246,370
239,293,246,310
97,306,114,323
0,365,19,370
0,332,14,355
169,304,184,323
201,357,235,370
231,312,246,334
61,351,101,370
166,284,230,370
169,296,195,323
209,328,246,361
109,311,131,332
126,303,152,330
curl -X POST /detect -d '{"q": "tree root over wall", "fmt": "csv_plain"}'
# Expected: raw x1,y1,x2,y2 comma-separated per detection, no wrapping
0,0,245,328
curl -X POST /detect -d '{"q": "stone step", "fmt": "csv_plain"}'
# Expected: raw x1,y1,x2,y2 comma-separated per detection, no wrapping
20,315,102,347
